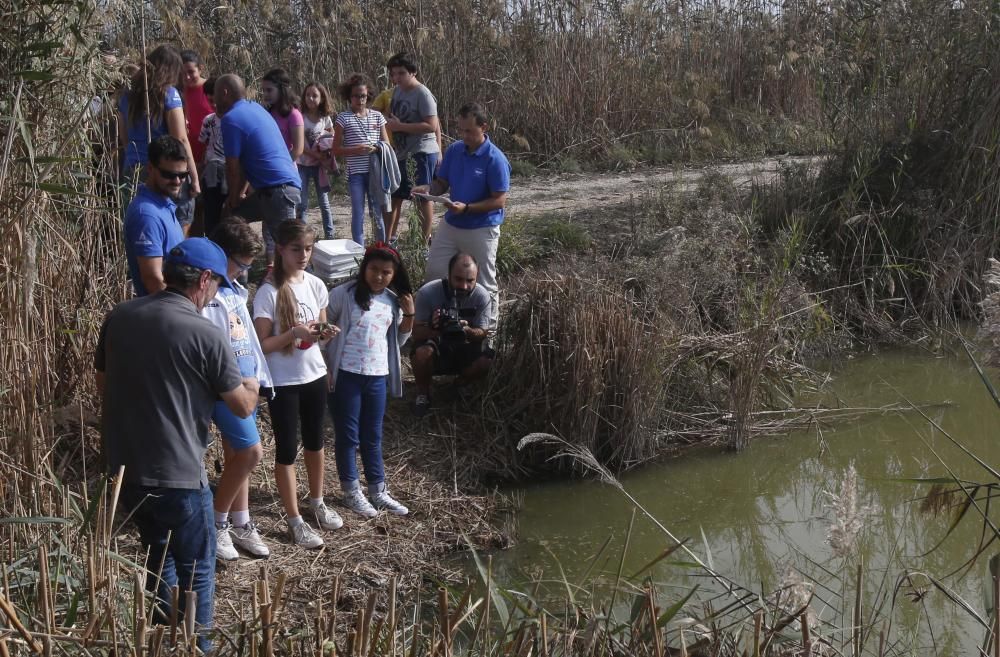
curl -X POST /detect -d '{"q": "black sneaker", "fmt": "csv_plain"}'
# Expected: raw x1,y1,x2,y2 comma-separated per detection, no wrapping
413,394,431,417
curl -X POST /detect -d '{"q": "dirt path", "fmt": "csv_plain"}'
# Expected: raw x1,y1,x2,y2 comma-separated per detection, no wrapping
505,155,821,217
302,155,822,238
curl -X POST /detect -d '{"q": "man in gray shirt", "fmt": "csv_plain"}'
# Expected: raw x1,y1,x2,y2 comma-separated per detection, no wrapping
95,237,260,652
409,253,494,416
384,52,441,246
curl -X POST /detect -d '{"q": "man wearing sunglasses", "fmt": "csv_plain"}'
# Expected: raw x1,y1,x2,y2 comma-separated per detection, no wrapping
123,135,188,296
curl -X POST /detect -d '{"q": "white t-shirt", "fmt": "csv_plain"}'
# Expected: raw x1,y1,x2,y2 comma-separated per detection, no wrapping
339,292,393,376
253,273,329,386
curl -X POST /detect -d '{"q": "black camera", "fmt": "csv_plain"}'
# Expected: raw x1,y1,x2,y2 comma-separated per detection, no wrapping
437,298,466,340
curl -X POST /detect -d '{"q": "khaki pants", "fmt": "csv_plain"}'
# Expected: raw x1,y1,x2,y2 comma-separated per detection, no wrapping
425,221,500,328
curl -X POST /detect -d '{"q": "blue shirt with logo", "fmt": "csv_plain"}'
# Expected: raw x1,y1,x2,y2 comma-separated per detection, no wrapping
438,135,511,229
220,99,301,190
118,86,184,171
124,184,184,296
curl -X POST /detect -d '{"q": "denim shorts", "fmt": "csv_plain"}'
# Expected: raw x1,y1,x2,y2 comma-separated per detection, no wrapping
233,183,301,234
393,151,439,200
212,402,260,450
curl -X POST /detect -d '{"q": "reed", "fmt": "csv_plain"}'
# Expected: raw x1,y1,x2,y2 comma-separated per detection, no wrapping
0,455,937,657
97,0,839,164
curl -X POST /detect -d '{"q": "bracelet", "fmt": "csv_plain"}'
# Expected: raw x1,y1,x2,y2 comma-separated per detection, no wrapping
402,313,415,317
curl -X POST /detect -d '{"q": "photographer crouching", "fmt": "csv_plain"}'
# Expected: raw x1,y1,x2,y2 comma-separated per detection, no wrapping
410,253,494,416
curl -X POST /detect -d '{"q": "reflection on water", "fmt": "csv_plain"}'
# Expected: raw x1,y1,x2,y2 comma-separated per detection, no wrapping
480,350,1000,654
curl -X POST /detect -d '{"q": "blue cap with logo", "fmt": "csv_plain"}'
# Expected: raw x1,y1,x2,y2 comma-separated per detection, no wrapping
165,237,234,289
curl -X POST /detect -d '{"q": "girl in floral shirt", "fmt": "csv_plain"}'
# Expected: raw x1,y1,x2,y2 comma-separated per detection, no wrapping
324,244,414,517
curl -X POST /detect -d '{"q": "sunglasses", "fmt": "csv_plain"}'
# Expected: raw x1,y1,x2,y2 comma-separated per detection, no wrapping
351,93,369,99
157,167,189,181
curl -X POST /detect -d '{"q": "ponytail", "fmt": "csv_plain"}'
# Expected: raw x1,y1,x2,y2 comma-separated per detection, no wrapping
271,221,315,354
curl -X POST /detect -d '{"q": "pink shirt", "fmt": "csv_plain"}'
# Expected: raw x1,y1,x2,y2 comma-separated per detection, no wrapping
270,107,304,151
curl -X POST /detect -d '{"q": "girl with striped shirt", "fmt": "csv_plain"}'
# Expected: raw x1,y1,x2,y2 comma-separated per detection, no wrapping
332,74,391,245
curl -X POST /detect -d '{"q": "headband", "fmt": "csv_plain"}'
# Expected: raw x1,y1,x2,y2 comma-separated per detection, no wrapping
365,241,400,259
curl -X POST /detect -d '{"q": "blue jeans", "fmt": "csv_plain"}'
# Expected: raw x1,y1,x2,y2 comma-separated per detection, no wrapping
347,172,385,245
297,164,334,237
330,370,387,485
120,484,216,653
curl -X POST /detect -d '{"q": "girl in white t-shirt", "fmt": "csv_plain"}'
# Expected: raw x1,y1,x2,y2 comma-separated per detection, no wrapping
324,243,414,517
253,221,341,549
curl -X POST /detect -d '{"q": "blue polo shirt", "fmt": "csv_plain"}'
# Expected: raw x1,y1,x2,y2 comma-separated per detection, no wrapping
220,99,300,190
118,86,184,171
124,184,184,296
438,136,511,229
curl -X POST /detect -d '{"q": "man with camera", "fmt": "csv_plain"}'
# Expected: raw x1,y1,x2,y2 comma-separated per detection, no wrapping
410,253,494,416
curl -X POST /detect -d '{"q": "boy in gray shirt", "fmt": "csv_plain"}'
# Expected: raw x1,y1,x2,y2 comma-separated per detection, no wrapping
384,52,441,245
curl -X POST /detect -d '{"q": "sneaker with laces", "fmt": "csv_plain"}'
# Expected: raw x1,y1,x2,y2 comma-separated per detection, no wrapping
230,521,270,558
413,394,432,417
342,484,377,518
310,501,344,530
288,520,324,549
216,522,239,561
369,482,409,516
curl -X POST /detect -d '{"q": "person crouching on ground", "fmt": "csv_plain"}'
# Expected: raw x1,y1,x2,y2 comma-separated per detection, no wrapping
324,243,414,516
409,253,494,416
203,218,272,560
252,220,341,549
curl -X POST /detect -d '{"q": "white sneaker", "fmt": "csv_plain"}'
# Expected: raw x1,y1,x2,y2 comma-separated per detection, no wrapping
216,523,239,561
369,482,409,516
342,484,377,518
230,521,270,558
310,501,344,530
288,520,324,549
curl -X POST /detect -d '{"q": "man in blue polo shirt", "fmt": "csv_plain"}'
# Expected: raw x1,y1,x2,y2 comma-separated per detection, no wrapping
123,135,187,296
417,103,511,325
213,74,301,264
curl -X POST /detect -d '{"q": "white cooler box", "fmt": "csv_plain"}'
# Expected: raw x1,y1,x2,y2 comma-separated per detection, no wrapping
312,239,364,284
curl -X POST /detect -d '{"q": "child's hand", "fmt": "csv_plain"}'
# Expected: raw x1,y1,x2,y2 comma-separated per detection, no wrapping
398,294,415,317
315,322,340,340
292,322,318,343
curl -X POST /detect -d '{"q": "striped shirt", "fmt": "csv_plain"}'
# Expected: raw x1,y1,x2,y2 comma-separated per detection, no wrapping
335,110,386,175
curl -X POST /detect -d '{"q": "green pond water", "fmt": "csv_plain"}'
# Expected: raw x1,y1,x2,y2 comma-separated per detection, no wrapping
476,349,1000,655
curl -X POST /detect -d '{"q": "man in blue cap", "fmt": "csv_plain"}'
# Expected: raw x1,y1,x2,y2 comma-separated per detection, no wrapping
95,237,261,652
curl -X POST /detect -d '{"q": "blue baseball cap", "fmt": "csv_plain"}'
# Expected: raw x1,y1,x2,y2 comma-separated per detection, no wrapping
165,238,234,289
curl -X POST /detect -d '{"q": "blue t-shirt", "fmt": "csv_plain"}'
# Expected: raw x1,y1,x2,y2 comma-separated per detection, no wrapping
118,86,184,171
124,184,184,296
439,136,511,229
220,99,301,190
216,287,258,377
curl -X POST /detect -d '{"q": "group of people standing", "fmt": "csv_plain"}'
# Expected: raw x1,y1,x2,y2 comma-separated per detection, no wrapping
99,44,513,651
